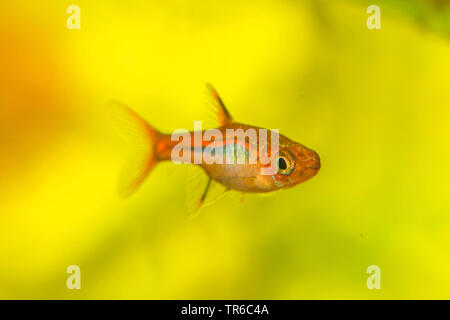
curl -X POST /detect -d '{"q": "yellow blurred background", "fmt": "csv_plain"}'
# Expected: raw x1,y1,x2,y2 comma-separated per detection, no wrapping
0,0,449,299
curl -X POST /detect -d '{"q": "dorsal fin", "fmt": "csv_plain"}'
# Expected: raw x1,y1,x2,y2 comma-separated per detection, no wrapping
206,83,234,126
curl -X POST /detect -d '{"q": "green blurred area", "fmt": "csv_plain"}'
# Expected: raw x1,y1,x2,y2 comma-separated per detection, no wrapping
0,0,449,299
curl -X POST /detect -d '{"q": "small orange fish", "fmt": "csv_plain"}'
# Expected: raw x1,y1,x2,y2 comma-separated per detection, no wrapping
113,84,320,212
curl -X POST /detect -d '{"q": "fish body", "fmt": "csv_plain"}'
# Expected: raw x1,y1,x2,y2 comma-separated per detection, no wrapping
114,84,320,210
154,123,320,193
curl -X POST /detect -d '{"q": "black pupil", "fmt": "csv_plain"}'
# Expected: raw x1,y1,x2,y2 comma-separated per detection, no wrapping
278,157,287,170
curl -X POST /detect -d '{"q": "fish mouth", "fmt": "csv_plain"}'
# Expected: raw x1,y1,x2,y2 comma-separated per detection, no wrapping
304,163,320,176
274,167,319,189
304,153,321,171
299,162,321,181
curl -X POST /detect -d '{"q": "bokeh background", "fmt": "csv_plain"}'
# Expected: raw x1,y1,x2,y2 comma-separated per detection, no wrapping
0,0,449,299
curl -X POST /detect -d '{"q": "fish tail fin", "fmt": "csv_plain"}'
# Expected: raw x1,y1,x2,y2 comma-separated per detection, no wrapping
109,100,161,197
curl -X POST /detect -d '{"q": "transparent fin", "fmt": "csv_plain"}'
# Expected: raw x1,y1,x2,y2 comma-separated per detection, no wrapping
240,193,246,203
227,189,247,206
108,100,159,197
186,165,230,218
255,192,275,198
201,84,234,130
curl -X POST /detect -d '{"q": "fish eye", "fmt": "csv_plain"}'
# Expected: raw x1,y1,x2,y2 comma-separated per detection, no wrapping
279,157,287,170
277,156,293,175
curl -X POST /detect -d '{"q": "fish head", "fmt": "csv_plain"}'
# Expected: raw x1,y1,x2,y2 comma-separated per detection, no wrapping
270,143,321,189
